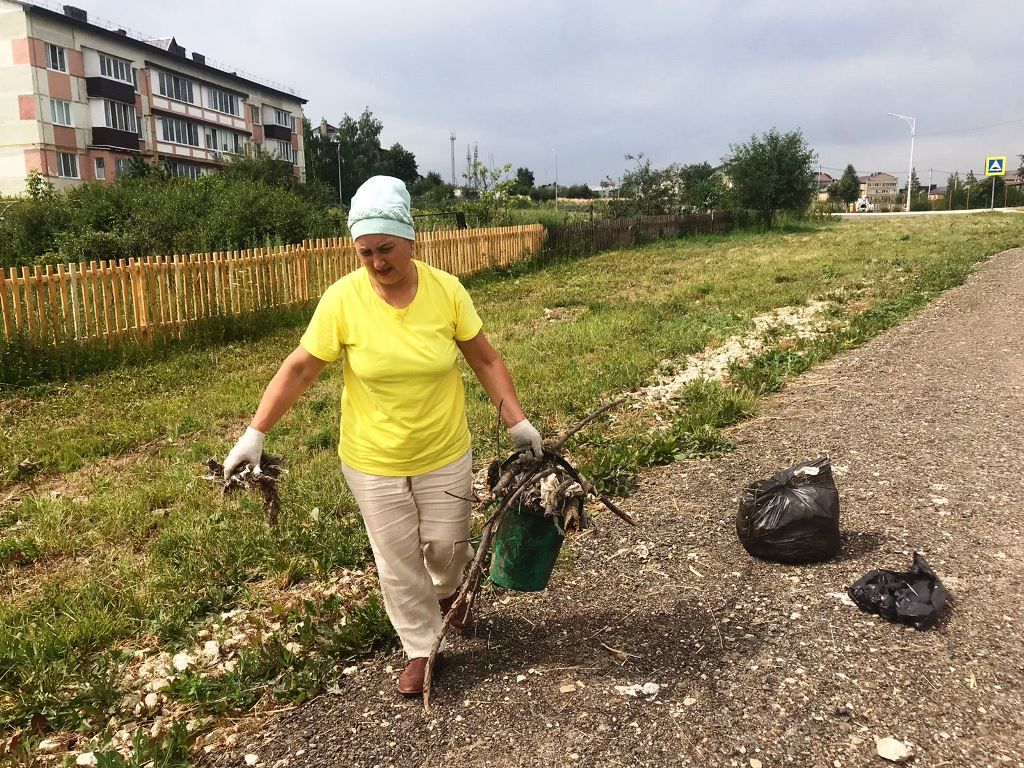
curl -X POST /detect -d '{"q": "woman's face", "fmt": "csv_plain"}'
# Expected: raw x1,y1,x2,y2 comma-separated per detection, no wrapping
355,234,414,286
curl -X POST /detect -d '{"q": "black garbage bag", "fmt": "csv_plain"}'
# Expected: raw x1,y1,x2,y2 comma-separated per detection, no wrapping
736,456,841,564
848,552,947,629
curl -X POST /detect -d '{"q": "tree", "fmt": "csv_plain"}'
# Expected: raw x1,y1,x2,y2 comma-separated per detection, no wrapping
459,160,515,224
514,167,535,195
612,153,684,216
836,164,861,206
678,162,728,211
379,142,418,185
723,128,816,228
410,171,454,204
463,159,512,196
221,149,296,188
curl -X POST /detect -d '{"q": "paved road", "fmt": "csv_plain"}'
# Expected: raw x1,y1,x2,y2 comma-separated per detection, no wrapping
213,249,1024,768
834,207,1021,219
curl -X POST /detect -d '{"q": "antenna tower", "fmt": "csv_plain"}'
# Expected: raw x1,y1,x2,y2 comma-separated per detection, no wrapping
449,131,456,186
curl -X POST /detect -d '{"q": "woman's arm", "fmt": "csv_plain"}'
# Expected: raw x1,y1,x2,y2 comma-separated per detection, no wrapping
250,346,329,432
223,346,327,477
457,331,526,427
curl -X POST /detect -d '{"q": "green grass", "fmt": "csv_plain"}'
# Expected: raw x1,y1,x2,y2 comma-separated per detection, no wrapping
2,212,1022,758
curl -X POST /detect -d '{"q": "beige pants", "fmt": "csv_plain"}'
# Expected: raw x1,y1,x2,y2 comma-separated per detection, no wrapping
342,449,475,659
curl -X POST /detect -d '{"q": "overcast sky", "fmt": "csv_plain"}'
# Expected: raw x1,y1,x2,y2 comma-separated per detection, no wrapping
89,0,1024,187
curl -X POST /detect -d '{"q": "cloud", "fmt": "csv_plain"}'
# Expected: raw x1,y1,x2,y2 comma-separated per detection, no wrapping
93,0,1024,184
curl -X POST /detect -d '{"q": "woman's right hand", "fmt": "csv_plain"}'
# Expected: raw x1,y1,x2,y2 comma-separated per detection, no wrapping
223,426,265,478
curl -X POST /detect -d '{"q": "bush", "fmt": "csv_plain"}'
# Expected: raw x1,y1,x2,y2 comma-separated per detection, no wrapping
0,163,342,268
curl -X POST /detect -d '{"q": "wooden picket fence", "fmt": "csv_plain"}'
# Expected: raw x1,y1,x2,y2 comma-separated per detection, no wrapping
0,224,545,346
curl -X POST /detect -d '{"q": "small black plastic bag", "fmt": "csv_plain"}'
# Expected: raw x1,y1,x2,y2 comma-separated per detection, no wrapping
848,552,947,629
736,456,841,564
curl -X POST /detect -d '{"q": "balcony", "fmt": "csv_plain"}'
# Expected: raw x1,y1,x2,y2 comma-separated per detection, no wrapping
91,127,140,151
85,77,136,104
262,123,291,142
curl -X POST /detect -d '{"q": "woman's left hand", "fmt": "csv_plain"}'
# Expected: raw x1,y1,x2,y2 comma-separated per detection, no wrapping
509,419,544,459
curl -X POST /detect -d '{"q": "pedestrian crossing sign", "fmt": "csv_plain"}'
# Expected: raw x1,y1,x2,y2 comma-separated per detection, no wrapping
985,156,1006,176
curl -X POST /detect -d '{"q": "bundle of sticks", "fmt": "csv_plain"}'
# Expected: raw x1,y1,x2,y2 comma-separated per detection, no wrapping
423,398,633,711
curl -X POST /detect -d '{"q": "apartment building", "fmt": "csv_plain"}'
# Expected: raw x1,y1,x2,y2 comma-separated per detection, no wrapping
858,172,898,206
0,0,306,195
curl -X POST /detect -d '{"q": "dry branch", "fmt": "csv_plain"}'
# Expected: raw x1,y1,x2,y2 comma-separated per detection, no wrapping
423,398,633,712
203,453,284,525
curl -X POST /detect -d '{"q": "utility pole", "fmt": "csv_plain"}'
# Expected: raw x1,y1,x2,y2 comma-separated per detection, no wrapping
928,168,932,202
887,112,916,213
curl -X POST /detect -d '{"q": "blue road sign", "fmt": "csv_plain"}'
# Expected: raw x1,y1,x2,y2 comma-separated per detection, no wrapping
985,156,1006,177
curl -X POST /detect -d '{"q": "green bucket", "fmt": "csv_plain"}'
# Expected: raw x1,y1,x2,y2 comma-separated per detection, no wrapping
489,503,565,592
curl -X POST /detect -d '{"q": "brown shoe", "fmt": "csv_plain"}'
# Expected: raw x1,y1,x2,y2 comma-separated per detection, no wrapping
439,592,475,631
397,655,443,697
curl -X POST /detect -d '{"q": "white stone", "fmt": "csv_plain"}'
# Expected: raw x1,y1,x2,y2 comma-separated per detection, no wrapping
877,737,912,763
244,754,259,766
202,640,221,658
38,738,61,753
516,675,528,683
172,652,193,672
144,692,160,709
76,753,98,767
342,665,358,676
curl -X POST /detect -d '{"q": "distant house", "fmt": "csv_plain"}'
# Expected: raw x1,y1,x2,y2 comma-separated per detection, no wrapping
928,186,947,202
814,172,833,202
859,173,898,206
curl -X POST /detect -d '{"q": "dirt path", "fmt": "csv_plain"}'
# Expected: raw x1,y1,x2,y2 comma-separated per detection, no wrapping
210,249,1024,768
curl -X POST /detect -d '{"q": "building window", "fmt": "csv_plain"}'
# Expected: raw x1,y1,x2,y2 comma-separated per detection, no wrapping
103,100,136,132
272,139,296,164
205,126,243,155
98,53,134,84
289,115,296,133
45,43,67,72
250,104,261,125
158,116,200,146
165,160,204,180
95,157,105,180
273,108,290,128
157,71,195,104
115,157,131,176
206,87,240,116
57,152,79,178
50,98,72,126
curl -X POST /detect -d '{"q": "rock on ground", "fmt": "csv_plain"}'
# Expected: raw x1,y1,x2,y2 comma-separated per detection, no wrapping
207,249,1024,768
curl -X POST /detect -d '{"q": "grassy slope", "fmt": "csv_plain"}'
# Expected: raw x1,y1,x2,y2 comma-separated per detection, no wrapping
1,213,1022,742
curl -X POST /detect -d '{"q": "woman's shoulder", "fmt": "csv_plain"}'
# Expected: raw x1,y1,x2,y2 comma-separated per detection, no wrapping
416,260,465,292
323,269,367,298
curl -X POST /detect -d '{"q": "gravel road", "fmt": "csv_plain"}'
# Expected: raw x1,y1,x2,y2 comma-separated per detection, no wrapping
209,248,1024,768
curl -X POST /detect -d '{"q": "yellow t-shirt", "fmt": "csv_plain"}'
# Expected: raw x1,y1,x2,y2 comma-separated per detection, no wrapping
300,260,483,476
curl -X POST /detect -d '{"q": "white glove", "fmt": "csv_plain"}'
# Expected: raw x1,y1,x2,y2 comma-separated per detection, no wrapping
223,426,265,479
508,418,543,459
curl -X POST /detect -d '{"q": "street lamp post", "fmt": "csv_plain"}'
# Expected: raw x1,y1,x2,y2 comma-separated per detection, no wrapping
335,140,343,207
887,112,916,213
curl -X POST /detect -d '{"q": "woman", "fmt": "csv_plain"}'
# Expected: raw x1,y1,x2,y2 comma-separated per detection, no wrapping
222,175,542,696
